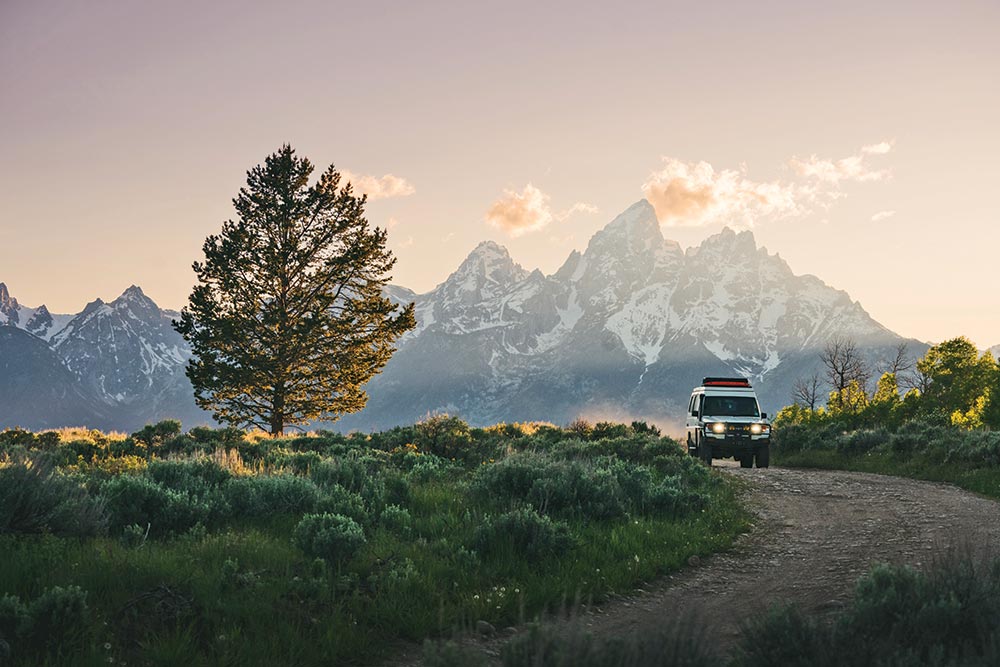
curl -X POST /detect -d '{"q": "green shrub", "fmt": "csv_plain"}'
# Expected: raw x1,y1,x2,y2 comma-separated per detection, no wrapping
293,513,366,563
0,594,25,644
0,428,37,449
472,453,684,519
528,463,626,519
188,425,246,446
317,483,369,525
311,457,370,494
592,422,630,440
224,474,321,517
0,586,91,656
264,449,323,474
21,585,89,649
471,508,574,562
733,605,832,667
101,475,214,535
146,458,232,490
119,523,148,548
734,556,1000,666
379,504,412,537
414,415,491,462
835,428,888,455
131,419,183,447
647,477,709,517
0,459,106,537
63,438,104,463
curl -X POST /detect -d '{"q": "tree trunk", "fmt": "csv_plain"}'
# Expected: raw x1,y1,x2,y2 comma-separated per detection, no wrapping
270,383,285,437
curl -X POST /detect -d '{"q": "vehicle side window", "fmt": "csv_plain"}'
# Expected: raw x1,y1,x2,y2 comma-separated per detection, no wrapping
695,394,703,416
688,395,695,413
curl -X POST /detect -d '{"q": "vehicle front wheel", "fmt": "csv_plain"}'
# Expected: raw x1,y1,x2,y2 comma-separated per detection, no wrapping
755,444,770,468
700,437,713,466
739,454,753,468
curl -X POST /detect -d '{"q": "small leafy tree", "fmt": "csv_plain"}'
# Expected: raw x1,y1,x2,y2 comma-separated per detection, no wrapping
174,146,416,435
915,337,995,420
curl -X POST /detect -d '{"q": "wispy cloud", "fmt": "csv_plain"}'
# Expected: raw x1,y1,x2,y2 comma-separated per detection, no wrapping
790,143,892,185
642,158,802,228
643,141,893,228
341,171,415,200
871,209,897,222
556,202,599,221
862,141,893,155
486,184,596,236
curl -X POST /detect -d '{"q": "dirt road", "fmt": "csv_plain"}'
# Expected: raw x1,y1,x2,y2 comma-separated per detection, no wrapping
566,463,1000,650
395,464,1000,664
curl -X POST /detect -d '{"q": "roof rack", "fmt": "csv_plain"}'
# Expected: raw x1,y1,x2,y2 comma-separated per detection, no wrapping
702,377,751,387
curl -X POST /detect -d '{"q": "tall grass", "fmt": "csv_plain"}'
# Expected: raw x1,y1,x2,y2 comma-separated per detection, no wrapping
0,419,749,665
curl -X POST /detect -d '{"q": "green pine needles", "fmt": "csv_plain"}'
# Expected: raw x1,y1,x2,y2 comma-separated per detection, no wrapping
174,145,415,435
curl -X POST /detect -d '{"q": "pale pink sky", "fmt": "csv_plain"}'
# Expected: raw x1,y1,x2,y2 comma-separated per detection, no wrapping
1,0,998,346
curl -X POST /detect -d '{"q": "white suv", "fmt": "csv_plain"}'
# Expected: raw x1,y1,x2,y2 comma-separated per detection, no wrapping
686,377,771,468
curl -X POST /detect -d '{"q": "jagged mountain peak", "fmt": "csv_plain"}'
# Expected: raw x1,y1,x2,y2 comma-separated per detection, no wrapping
447,241,527,290
586,200,663,255
0,282,18,309
0,282,20,325
120,284,146,298
460,240,516,267
112,284,159,317
689,226,758,255
79,298,106,316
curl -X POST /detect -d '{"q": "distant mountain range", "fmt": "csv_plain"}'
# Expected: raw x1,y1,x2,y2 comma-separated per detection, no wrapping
0,284,206,431
1,200,933,433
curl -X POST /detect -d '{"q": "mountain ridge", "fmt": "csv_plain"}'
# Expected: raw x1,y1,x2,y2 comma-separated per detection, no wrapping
1,200,926,432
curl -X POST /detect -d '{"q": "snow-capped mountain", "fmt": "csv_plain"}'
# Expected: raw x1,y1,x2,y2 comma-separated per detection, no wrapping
336,200,923,431
0,283,207,431
0,282,73,340
51,286,187,405
1,200,924,433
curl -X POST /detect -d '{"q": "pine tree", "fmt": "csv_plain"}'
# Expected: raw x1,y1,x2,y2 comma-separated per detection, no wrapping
174,145,416,435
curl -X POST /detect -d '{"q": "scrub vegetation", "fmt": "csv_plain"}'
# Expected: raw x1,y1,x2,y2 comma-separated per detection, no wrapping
0,417,747,666
424,552,1000,667
773,336,1000,500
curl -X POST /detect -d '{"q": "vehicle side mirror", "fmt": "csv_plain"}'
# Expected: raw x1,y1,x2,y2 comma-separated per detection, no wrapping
690,409,698,417
761,412,768,420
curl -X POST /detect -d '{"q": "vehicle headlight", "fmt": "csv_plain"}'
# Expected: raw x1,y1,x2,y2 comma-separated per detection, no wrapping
750,424,770,434
711,423,726,434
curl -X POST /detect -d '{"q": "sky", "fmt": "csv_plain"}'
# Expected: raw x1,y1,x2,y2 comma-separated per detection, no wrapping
1,0,998,347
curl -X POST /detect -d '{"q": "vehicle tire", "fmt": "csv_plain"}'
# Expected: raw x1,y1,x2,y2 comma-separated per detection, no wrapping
739,454,753,468
755,444,770,469
700,436,712,466
687,434,697,457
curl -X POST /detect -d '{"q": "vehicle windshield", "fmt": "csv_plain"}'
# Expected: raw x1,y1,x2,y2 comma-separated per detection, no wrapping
703,396,760,417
